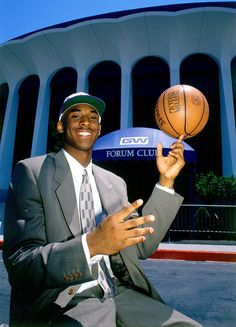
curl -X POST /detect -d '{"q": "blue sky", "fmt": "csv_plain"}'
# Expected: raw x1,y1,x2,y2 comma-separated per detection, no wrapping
0,0,232,44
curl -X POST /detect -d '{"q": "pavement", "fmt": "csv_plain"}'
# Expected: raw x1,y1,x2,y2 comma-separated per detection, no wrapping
152,241,236,262
1,243,236,327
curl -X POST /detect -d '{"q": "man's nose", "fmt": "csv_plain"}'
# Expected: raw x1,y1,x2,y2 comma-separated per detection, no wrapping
80,116,90,125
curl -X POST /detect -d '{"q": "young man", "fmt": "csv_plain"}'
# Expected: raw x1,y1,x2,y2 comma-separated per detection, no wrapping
3,92,203,326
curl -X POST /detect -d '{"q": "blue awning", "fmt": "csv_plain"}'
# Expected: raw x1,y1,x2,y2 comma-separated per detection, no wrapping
93,127,196,162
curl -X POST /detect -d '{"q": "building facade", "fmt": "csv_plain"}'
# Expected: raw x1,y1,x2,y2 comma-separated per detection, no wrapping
0,3,236,225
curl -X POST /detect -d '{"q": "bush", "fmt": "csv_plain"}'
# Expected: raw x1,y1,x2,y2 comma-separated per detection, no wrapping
195,171,236,204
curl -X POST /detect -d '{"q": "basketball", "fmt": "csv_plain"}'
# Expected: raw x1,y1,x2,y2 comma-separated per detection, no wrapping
154,84,209,139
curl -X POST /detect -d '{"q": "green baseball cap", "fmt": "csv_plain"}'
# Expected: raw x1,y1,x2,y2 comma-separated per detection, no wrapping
59,92,106,121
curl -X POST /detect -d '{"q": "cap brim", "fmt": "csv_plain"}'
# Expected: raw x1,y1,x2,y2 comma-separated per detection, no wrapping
60,94,105,120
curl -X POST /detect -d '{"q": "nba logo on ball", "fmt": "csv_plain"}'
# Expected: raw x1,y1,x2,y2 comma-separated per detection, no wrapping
167,91,182,113
155,84,209,139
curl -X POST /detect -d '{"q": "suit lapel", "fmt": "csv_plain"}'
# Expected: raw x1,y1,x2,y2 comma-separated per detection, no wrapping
52,155,122,237
92,164,124,216
53,150,82,237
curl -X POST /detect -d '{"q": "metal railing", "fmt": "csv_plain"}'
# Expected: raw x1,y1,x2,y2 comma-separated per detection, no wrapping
167,204,236,241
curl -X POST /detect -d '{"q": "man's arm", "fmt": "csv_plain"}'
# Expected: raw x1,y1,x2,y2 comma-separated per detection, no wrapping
86,136,185,258
136,135,185,258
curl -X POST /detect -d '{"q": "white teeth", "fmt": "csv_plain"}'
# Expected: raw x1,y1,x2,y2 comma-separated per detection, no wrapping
79,131,91,136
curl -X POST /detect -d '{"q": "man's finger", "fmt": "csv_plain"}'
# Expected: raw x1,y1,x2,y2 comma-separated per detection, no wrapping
157,143,163,158
171,137,185,150
115,199,143,222
177,135,184,143
125,215,155,229
124,236,147,247
125,226,154,239
123,226,155,247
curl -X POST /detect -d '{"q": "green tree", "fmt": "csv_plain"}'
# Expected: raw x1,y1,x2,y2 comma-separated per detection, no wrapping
195,171,236,204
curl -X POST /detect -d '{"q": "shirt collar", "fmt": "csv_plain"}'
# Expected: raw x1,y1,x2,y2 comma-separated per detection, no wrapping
63,149,93,176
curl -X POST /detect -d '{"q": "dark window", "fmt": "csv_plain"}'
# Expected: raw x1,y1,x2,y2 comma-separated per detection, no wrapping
0,83,9,141
47,67,77,152
132,56,170,128
13,75,39,166
180,54,221,175
231,57,236,127
88,61,121,136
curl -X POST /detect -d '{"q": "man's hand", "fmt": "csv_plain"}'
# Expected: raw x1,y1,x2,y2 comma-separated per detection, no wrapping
156,135,185,189
86,199,155,257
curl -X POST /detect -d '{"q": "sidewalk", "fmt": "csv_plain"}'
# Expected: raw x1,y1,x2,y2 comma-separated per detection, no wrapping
1,251,236,327
151,241,236,262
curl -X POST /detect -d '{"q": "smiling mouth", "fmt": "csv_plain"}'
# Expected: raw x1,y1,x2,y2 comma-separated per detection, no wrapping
78,131,92,136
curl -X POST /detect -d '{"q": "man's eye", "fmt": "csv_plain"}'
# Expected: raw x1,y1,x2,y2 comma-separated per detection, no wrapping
72,114,81,119
90,115,98,121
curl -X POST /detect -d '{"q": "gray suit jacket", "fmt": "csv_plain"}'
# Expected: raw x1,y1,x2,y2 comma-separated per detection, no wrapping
3,149,183,325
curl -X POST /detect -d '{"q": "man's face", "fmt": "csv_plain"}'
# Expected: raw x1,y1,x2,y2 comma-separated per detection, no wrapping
58,103,101,152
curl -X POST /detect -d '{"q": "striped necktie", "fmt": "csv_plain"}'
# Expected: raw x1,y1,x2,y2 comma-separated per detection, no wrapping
79,169,117,297
79,169,96,233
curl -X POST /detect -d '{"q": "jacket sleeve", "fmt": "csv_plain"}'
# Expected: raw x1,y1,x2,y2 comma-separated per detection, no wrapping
3,160,96,291
137,185,183,259
97,168,184,261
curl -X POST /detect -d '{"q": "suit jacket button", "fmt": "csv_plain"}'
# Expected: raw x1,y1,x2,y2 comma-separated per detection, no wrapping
68,288,75,295
76,272,82,279
64,276,70,282
69,274,75,281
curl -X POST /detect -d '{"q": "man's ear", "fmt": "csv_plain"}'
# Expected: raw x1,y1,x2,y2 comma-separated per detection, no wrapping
57,121,64,133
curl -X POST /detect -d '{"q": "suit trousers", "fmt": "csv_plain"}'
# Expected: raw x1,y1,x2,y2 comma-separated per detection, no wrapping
49,284,204,327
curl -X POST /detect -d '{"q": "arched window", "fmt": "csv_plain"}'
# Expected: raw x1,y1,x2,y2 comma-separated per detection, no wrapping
0,83,9,141
13,75,39,167
180,54,221,175
47,67,77,152
132,56,170,128
88,61,121,136
231,57,236,126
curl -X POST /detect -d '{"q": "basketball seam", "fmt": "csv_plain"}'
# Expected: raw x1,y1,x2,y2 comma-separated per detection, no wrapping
183,85,191,137
189,92,206,135
163,89,180,137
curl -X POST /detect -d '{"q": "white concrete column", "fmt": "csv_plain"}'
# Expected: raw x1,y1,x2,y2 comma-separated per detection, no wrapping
0,84,19,192
76,71,87,92
170,66,180,86
169,29,180,87
120,65,132,128
31,77,51,156
219,61,236,176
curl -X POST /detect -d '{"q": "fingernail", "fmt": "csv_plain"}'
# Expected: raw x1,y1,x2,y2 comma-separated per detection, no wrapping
149,215,155,222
